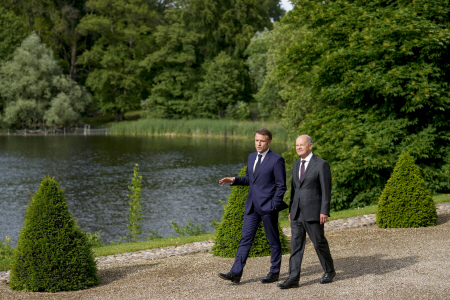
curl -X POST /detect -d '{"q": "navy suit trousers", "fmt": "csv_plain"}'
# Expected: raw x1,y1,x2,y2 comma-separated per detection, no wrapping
230,209,282,276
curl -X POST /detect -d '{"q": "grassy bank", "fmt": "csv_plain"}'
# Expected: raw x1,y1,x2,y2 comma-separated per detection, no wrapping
1,194,448,271
109,119,291,144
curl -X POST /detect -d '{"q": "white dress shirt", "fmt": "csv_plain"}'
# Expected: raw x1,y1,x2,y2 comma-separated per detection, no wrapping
299,152,313,180
253,148,270,172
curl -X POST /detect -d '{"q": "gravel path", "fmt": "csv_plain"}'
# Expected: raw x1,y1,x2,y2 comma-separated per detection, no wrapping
1,203,450,299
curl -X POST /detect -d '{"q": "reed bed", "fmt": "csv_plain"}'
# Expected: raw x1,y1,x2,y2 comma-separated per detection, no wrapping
109,119,291,143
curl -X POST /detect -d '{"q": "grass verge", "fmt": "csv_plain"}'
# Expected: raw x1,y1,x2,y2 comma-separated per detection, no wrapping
109,119,290,144
92,233,216,257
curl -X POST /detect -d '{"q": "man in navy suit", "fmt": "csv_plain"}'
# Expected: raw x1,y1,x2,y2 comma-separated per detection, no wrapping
218,128,288,284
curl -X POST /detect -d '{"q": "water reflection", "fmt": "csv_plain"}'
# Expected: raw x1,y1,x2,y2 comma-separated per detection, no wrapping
0,135,289,244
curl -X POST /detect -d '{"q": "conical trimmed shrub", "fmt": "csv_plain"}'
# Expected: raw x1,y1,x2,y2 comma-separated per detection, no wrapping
376,152,437,228
213,166,289,257
10,177,99,292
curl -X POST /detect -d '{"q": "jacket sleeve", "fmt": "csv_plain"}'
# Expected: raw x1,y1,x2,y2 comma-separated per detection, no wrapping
231,159,251,186
272,156,287,209
319,161,332,216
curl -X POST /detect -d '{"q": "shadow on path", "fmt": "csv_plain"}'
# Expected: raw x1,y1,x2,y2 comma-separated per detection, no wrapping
438,213,450,225
274,254,419,288
98,262,160,286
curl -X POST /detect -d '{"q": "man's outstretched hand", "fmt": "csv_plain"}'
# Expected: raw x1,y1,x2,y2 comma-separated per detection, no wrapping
219,177,235,186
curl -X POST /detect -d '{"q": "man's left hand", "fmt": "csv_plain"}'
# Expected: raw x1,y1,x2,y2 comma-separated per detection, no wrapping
320,214,328,225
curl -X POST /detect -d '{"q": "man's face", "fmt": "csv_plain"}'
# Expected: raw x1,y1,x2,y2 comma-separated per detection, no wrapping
255,133,271,153
296,136,313,158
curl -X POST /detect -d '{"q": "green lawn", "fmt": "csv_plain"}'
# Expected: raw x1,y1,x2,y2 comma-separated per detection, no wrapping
1,193,449,271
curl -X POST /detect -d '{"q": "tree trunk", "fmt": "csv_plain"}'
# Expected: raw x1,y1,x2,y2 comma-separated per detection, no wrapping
69,41,77,81
115,110,124,122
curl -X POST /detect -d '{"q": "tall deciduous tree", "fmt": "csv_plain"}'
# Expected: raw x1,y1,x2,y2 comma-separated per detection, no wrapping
78,0,164,121
141,0,280,119
3,0,88,81
0,7,29,62
0,34,92,129
278,0,450,209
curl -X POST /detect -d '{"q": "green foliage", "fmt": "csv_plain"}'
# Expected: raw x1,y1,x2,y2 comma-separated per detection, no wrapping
0,7,29,62
84,231,105,248
109,118,290,143
226,101,250,121
0,236,14,260
10,177,99,292
141,0,278,119
170,220,207,237
145,230,162,241
195,52,250,118
4,0,89,81
78,0,163,121
0,34,92,129
377,152,437,228
127,164,143,242
278,0,450,208
213,166,289,258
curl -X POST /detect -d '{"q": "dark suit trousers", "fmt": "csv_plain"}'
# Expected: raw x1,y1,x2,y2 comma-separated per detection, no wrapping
230,210,282,276
288,218,334,280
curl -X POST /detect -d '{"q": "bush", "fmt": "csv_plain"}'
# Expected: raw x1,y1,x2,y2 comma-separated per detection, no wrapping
0,236,14,260
376,152,437,228
170,220,206,237
213,166,289,257
10,177,99,292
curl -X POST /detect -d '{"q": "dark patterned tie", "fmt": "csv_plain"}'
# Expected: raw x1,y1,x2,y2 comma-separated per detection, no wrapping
254,154,262,175
300,160,306,181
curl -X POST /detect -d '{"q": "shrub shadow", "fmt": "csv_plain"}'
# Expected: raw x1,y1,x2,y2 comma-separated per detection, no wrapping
437,213,450,225
98,262,160,286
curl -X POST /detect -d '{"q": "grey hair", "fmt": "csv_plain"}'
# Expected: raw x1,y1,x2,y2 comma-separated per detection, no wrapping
298,135,313,144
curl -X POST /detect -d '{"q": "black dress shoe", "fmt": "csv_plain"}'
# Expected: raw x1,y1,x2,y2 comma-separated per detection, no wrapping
277,278,299,289
320,271,336,284
260,272,279,283
218,271,241,283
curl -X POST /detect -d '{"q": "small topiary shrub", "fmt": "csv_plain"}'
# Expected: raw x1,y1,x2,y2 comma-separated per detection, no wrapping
10,177,99,292
213,166,289,257
376,152,437,228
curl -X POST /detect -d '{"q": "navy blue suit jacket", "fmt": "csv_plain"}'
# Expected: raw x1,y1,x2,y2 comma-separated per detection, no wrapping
232,149,288,215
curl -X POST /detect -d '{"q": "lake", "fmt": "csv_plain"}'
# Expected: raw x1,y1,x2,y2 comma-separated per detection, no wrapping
0,135,289,245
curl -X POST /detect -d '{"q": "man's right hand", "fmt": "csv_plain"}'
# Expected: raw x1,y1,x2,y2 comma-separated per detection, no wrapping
288,213,291,222
219,177,235,186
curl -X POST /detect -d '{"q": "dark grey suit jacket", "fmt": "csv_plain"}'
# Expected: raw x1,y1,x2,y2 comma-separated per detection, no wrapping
289,154,332,222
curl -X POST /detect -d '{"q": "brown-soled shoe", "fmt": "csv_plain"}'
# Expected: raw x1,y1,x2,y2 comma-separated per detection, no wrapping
320,271,336,284
260,272,279,283
277,277,299,289
218,271,241,283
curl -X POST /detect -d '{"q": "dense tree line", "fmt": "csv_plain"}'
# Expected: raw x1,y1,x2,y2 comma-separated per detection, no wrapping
276,0,450,209
0,0,284,125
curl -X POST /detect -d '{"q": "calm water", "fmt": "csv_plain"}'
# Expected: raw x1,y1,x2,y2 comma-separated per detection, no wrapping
0,135,288,244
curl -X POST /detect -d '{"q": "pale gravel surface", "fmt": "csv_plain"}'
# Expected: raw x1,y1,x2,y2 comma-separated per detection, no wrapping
1,206,450,299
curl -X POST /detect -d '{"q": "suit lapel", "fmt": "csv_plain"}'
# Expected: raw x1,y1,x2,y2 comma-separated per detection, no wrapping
253,150,271,182
300,154,317,186
293,159,300,188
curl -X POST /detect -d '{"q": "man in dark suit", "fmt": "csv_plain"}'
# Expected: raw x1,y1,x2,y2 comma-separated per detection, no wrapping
278,135,335,289
218,128,288,284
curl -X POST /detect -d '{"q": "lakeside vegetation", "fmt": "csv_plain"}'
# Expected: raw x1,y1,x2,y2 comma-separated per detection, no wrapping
109,119,291,144
2,194,449,272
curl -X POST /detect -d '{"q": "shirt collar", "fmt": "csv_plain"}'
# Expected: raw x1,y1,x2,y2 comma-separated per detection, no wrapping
258,148,270,157
302,152,313,162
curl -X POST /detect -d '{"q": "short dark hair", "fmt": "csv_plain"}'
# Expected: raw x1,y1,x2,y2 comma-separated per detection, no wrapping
255,128,272,141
